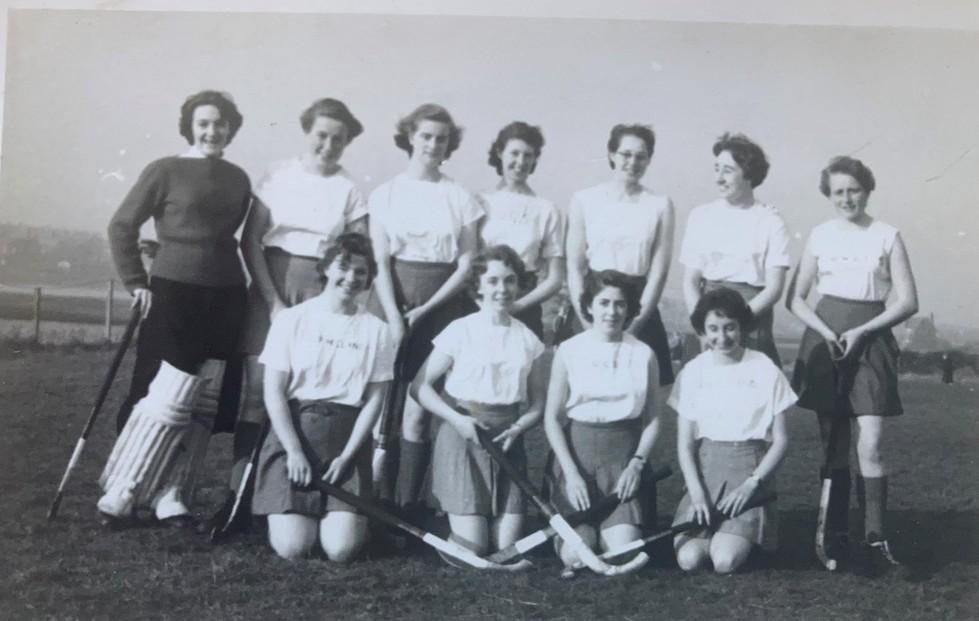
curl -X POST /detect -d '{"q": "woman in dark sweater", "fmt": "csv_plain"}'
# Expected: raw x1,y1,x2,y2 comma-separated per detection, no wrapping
98,90,252,527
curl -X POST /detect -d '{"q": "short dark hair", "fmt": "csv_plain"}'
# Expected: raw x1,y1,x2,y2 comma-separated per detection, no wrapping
487,121,545,176
316,232,377,287
579,270,641,327
299,98,363,142
713,132,770,188
819,156,876,197
606,124,655,170
393,103,463,159
466,244,530,300
690,287,754,334
178,90,243,145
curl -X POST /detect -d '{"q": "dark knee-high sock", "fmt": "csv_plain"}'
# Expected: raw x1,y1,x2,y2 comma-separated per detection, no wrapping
859,476,887,542
825,467,851,536
230,421,263,491
395,439,430,507
642,477,658,531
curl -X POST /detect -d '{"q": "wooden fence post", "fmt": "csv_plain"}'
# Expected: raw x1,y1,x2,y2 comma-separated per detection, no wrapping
32,286,42,343
104,279,114,342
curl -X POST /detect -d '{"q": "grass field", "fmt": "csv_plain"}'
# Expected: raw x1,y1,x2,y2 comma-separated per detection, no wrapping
1,346,977,620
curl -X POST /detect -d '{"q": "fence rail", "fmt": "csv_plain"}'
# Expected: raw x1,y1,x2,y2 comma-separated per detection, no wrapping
0,279,131,343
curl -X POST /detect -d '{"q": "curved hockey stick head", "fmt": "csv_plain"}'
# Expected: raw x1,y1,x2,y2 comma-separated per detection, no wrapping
550,514,648,576
436,547,534,572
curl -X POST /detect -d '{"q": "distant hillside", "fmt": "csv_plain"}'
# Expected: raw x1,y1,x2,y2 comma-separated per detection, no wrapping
0,223,115,287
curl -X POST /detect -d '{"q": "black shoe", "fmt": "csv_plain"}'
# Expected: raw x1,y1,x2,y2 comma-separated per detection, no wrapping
853,538,903,578
158,514,198,530
98,511,133,531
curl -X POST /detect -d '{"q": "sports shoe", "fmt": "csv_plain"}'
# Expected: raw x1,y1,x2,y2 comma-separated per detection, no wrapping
853,537,904,578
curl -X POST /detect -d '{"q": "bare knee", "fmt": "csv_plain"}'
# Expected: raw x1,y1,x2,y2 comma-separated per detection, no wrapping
322,540,362,564
268,514,318,560
320,513,368,563
675,539,710,572
709,534,752,574
711,550,746,574
856,439,882,467
269,530,314,560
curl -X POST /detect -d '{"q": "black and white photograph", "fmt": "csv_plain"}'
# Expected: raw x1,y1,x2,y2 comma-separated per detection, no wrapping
1,1,977,618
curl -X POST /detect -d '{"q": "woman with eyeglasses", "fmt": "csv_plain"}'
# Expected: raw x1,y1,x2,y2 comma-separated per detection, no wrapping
565,124,675,387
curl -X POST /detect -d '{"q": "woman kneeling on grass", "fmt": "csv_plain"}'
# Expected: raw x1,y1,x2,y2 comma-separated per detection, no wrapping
544,270,662,573
671,288,796,573
251,233,395,561
412,245,546,556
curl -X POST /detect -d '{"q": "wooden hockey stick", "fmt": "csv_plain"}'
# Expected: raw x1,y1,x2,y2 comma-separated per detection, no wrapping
815,343,852,570
475,428,648,576
596,488,777,564
371,332,412,497
486,465,672,564
48,306,141,520
208,420,270,542
313,477,532,571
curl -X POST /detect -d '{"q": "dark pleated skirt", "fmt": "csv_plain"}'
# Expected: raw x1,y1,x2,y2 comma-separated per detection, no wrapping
791,295,903,417
673,440,777,551
546,419,645,529
252,400,371,517
430,404,526,516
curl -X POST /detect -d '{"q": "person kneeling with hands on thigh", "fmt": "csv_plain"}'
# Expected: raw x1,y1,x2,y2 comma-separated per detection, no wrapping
412,245,546,557
251,233,395,562
672,288,796,573
544,270,662,573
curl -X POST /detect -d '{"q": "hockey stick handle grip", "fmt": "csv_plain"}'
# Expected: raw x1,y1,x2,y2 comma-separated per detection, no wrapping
374,333,413,451
81,306,141,439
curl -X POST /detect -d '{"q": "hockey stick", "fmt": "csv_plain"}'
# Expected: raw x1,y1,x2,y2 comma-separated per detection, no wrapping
371,331,412,497
475,428,649,576
313,477,532,571
486,465,672,564
48,305,141,520
815,478,836,571
595,487,778,565
815,342,852,570
208,420,270,542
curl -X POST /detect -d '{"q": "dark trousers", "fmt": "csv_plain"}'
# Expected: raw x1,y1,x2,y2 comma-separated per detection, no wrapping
116,276,246,432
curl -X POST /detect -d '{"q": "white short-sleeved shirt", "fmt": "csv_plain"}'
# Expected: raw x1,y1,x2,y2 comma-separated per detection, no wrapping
259,296,396,405
570,183,672,277
679,199,791,286
807,218,899,302
255,159,367,258
477,189,564,272
432,313,545,405
369,174,484,263
558,331,653,423
668,349,797,442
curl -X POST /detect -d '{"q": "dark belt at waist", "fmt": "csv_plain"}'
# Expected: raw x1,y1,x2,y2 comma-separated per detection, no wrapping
289,399,359,417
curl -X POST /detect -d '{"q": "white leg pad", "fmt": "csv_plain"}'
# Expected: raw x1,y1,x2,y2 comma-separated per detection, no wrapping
152,359,225,519
97,362,204,517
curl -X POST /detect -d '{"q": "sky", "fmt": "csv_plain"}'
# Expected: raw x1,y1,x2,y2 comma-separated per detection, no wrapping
0,2,977,327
